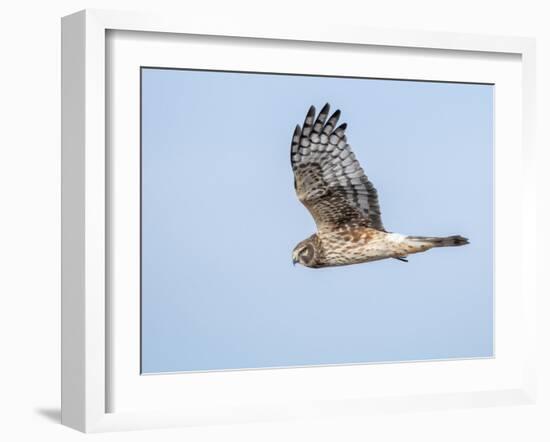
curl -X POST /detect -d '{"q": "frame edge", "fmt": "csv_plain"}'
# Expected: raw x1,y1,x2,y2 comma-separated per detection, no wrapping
61,9,107,433
61,10,86,432
61,8,538,432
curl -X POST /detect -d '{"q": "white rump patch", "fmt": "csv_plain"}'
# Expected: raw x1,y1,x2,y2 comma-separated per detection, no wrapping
387,233,406,243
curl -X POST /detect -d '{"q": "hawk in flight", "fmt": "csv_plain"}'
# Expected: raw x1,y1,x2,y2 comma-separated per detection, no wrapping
291,103,468,268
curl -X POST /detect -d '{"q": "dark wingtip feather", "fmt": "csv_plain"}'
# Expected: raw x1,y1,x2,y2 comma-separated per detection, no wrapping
291,124,302,159
291,124,301,147
335,122,347,131
302,106,317,136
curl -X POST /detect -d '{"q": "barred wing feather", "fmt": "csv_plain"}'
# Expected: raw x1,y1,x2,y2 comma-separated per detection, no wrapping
290,103,384,232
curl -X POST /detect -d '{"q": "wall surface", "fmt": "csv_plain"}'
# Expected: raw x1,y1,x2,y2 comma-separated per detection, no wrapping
0,1,548,441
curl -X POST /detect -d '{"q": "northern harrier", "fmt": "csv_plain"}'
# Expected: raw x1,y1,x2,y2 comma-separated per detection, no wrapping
291,103,468,268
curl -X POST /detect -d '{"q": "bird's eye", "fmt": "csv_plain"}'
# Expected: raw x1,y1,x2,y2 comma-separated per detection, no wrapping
299,244,314,263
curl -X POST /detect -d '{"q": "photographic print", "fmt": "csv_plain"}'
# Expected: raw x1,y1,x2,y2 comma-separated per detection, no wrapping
140,68,493,374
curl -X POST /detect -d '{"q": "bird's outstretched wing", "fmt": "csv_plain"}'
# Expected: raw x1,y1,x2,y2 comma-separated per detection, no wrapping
290,103,384,232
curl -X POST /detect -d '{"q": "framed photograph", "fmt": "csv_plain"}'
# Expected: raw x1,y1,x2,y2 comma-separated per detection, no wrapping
61,9,538,432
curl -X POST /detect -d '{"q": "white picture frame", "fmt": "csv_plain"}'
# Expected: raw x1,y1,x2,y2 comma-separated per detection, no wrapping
61,9,538,433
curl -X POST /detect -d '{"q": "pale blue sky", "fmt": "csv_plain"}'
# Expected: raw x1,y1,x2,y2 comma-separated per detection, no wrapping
141,68,494,374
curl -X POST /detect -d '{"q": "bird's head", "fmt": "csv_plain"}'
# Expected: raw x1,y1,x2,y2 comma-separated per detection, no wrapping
292,235,321,268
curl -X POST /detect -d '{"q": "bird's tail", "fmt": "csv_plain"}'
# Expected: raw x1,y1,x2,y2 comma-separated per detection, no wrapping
406,235,469,248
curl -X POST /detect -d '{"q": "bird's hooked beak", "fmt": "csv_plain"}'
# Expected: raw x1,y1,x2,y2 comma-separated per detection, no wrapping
292,257,297,266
